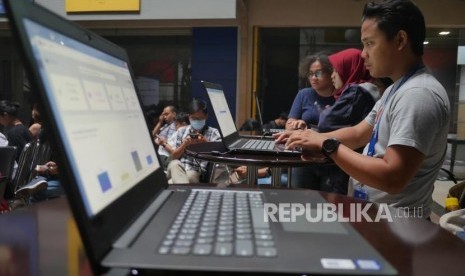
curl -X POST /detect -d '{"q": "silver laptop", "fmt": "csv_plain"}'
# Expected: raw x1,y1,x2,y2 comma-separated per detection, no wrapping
202,81,300,156
5,0,397,275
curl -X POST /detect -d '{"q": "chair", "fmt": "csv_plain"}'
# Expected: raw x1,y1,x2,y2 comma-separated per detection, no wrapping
10,141,38,195
8,140,50,202
0,146,18,202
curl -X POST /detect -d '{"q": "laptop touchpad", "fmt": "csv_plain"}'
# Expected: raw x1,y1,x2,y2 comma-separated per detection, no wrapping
280,208,348,234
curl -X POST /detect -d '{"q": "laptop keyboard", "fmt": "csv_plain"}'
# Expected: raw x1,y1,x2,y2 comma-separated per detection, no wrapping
241,139,275,150
158,189,276,258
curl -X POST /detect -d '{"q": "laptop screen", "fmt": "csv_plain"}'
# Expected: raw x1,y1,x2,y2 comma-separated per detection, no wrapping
204,85,237,137
23,19,160,217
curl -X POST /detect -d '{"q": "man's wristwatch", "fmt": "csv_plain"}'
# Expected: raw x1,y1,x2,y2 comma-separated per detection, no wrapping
321,138,341,158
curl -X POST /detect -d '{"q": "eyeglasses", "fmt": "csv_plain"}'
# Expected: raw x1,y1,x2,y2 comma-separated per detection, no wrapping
307,70,325,78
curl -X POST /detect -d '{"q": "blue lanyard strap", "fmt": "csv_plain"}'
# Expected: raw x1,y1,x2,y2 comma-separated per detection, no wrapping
366,64,424,157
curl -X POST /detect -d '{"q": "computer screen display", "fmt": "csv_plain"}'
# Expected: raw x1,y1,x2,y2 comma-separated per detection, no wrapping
205,86,237,137
23,18,159,216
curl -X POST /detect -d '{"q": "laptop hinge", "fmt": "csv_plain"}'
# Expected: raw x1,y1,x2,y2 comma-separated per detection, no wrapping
113,190,172,249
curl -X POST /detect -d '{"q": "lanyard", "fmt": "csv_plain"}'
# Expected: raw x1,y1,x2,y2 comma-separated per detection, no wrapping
366,65,424,157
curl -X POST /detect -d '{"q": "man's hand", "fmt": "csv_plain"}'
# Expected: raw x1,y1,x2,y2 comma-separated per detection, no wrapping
36,161,59,175
285,129,325,152
154,135,166,146
234,166,247,178
189,134,207,144
273,129,297,144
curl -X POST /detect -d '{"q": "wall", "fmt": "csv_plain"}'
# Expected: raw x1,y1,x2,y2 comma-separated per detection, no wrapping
3,0,465,126
191,27,238,129
35,0,236,20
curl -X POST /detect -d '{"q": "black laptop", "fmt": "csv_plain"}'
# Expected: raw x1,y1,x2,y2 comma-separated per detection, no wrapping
5,0,397,275
202,81,300,156
255,94,285,136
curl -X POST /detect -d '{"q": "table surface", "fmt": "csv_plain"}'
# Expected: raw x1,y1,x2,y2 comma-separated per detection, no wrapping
185,141,320,168
1,190,465,276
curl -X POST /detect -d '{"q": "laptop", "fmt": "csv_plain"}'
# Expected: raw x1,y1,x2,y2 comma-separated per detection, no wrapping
202,81,300,156
255,94,285,136
5,0,396,275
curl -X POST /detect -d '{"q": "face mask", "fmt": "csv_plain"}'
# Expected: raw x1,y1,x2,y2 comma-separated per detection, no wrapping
190,119,206,131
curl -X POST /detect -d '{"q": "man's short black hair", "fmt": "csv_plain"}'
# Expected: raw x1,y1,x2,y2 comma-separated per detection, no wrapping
0,100,20,116
175,111,189,124
362,0,425,56
188,99,207,115
165,105,177,113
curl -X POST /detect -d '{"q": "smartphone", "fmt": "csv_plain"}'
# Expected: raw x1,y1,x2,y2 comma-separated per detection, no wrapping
189,133,200,139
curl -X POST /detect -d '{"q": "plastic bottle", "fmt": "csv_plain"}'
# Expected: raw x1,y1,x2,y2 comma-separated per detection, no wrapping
445,197,460,213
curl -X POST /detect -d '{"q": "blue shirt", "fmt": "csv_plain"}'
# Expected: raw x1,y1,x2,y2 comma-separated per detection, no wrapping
288,87,335,127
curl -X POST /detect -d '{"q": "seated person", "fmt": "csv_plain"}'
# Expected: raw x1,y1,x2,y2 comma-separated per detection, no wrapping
166,99,221,183
151,105,177,139
0,100,32,161
29,161,64,203
239,118,261,131
262,112,288,130
19,103,65,203
29,103,42,139
152,105,177,166
155,111,189,169
290,48,376,194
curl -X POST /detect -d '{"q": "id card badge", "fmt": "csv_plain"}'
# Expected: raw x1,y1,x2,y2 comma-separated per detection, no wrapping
353,184,369,201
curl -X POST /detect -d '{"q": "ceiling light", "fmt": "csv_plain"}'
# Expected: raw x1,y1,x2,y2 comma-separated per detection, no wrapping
423,41,429,45
439,31,450,35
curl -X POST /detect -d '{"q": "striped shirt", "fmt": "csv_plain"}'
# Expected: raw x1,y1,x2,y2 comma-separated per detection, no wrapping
168,125,221,173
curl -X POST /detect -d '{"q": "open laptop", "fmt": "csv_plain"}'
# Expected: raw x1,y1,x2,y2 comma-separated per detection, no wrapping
202,81,300,156
255,94,285,136
5,0,396,275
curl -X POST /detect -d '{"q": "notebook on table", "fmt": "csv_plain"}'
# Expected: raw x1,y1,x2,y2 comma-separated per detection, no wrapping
5,0,397,275
202,81,300,156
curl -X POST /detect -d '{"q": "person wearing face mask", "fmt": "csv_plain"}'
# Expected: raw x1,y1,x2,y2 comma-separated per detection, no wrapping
166,99,221,183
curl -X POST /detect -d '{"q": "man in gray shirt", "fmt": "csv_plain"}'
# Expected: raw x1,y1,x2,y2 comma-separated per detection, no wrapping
276,0,450,219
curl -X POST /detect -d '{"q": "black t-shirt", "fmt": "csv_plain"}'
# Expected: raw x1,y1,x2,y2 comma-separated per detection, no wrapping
7,124,32,161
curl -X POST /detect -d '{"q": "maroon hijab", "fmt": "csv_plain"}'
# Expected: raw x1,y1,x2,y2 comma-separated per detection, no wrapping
329,48,370,99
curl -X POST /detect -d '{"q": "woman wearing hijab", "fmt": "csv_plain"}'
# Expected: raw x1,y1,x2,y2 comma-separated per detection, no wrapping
318,48,376,132
292,48,377,194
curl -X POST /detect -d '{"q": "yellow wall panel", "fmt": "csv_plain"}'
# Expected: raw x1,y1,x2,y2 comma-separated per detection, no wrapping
66,0,140,12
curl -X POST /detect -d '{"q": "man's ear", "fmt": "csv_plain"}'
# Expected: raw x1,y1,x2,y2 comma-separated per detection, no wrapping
397,30,408,51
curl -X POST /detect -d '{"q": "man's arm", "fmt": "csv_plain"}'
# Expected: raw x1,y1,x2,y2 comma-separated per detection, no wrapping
171,140,191,160
285,121,425,194
323,120,374,150
151,114,165,138
277,120,373,150
330,144,424,194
